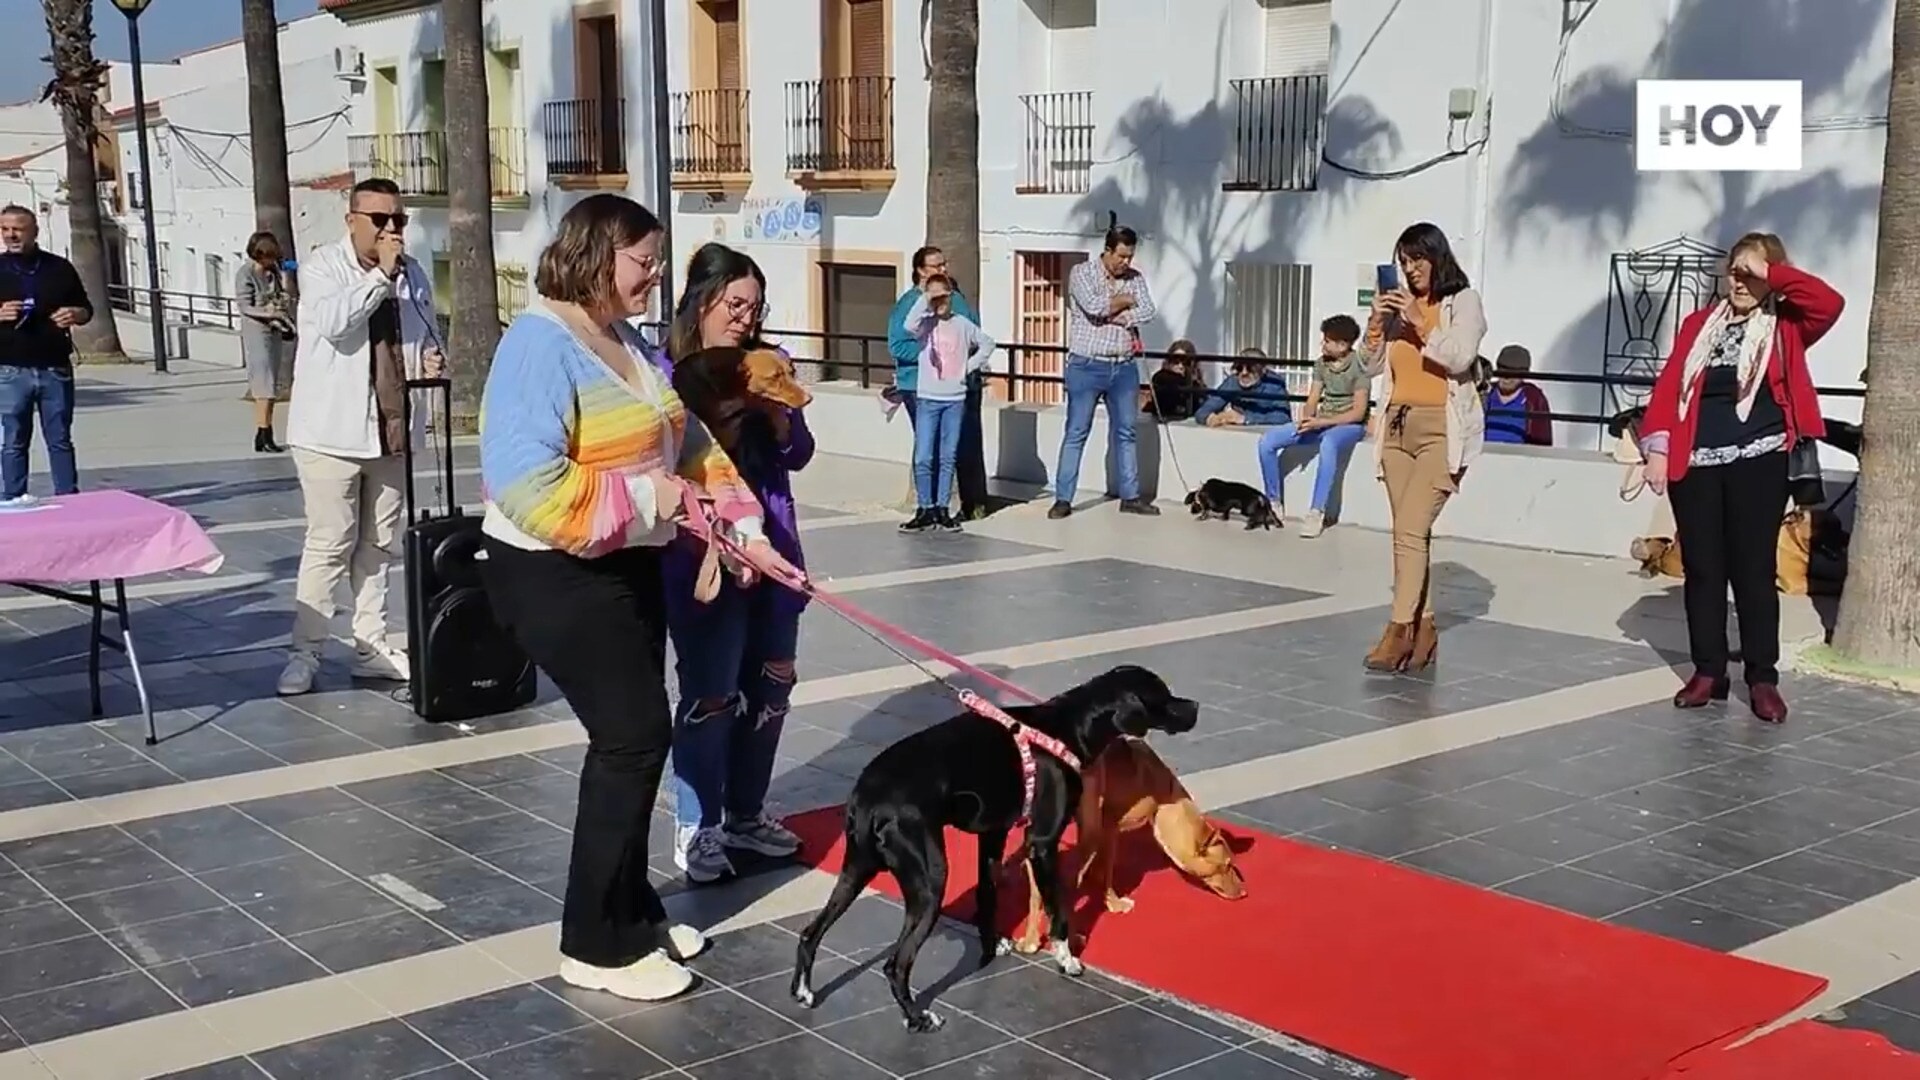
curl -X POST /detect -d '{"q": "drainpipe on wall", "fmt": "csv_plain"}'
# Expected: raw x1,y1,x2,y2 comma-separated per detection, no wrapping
1465,0,1498,284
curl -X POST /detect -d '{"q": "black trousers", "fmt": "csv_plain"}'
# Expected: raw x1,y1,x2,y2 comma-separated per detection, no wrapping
1668,451,1789,684
478,539,672,967
903,382,989,512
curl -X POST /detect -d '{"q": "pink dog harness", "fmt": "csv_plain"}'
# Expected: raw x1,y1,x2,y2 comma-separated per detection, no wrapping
958,689,1083,825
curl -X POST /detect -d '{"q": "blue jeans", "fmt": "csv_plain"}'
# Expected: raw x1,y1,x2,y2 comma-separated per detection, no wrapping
911,396,964,508
665,578,801,829
0,365,78,500
1257,421,1366,511
1055,354,1141,502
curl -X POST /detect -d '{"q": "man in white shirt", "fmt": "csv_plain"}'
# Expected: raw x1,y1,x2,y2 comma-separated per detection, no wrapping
277,178,444,696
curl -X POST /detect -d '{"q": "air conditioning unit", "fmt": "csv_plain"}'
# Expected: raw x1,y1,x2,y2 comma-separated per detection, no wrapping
334,45,366,80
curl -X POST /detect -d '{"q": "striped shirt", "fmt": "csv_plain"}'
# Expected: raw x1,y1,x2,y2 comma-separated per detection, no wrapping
478,303,763,558
1066,258,1157,359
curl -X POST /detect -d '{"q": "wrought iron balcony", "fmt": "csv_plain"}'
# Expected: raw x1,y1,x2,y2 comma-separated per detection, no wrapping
671,88,751,184
1223,75,1328,192
348,128,529,199
543,98,627,176
784,75,894,179
1016,91,1093,195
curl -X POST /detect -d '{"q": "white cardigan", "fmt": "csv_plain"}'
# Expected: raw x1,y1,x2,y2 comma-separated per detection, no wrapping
286,237,439,459
1357,287,1490,476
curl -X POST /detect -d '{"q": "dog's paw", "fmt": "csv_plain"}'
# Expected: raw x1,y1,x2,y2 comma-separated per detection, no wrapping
791,982,816,1008
1105,895,1136,914
1050,940,1085,977
1007,933,1044,955
905,1010,946,1033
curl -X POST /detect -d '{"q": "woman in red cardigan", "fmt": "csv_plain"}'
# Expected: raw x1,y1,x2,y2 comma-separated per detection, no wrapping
1638,232,1842,723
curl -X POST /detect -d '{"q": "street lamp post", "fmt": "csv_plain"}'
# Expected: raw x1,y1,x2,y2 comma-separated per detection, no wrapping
112,0,166,374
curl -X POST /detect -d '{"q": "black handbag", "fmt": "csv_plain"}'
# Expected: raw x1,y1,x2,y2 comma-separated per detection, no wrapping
1778,322,1825,507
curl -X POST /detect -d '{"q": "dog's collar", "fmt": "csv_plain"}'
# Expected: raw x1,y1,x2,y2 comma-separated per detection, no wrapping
957,689,1083,825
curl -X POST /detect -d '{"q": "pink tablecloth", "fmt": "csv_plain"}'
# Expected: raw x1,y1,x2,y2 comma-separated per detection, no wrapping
0,490,225,585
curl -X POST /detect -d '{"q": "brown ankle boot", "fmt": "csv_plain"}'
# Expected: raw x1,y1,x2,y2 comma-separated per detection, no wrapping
1407,615,1439,672
1364,622,1415,672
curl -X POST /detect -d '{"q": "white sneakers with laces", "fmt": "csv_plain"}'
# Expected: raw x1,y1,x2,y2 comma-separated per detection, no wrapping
275,651,321,696
1298,509,1326,539
557,922,709,1002
674,824,736,884
276,640,411,697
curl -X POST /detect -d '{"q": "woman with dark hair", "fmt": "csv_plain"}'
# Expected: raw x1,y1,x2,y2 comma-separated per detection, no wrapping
1356,222,1488,672
477,196,801,1003
1639,232,1841,723
235,230,294,452
1146,339,1205,421
660,242,816,883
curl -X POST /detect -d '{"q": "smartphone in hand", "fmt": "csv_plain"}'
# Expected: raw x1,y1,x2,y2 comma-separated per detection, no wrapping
1375,263,1399,294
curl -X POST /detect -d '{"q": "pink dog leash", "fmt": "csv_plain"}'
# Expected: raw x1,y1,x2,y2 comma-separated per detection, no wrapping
678,499,1078,823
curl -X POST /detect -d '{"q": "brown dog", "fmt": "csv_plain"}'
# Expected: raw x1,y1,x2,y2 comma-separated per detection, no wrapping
1014,736,1245,952
743,347,812,410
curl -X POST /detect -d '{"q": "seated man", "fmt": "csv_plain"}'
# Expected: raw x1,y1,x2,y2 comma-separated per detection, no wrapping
1255,315,1369,538
1483,344,1553,446
1193,349,1291,429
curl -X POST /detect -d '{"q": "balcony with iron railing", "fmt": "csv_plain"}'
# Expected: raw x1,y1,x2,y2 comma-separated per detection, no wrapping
784,75,894,189
1016,91,1094,195
1223,75,1328,192
348,128,530,206
542,98,627,183
670,88,751,191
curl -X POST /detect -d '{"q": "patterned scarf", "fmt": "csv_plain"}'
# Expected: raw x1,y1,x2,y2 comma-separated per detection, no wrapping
1676,299,1776,424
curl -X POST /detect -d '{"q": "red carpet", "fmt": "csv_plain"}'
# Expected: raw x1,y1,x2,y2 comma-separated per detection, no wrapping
784,808,1827,1080
1661,1020,1920,1077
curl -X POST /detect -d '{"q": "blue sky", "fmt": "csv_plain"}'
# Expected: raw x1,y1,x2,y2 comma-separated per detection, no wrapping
1,0,322,104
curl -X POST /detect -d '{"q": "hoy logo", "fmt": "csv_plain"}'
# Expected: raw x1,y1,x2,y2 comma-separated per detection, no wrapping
1636,80,1803,172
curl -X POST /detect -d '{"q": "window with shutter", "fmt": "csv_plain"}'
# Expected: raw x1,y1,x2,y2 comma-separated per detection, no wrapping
848,0,886,77
1261,0,1331,77
713,1,742,89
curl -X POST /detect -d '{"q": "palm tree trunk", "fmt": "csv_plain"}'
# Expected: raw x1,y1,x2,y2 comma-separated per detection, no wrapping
924,0,987,511
40,0,125,361
1831,0,1920,673
924,0,981,299
241,0,295,294
440,0,500,424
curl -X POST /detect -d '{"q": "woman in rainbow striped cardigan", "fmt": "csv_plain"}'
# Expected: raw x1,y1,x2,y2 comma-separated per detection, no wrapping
476,195,802,1005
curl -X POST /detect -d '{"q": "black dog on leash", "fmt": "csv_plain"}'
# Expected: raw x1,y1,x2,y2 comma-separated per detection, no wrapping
1185,478,1280,530
789,665,1200,1032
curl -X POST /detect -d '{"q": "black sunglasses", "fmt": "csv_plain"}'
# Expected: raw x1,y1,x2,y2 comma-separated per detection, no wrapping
353,210,410,232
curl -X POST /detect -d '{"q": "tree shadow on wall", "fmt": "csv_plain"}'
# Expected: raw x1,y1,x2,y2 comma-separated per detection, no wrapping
1497,0,1890,440
1064,18,1401,354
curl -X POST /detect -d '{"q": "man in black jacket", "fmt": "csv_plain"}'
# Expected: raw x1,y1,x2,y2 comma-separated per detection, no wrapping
0,205,92,500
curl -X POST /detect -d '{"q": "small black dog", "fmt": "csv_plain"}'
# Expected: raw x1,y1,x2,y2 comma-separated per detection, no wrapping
1185,478,1280,530
790,666,1200,1032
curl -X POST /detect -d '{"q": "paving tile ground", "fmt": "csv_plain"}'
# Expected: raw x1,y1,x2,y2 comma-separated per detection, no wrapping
0,405,1913,1077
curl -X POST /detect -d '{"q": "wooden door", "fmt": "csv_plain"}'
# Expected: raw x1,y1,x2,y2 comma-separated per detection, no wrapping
1013,251,1084,405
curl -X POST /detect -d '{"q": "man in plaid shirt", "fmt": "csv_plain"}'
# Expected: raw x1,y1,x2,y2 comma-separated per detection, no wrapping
1050,225,1160,519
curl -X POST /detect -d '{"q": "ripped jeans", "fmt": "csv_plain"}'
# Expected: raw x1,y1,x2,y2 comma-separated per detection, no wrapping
665,577,802,831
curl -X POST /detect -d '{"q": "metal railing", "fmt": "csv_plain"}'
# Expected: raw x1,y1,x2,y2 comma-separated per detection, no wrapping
1224,75,1328,192
671,88,751,177
1017,91,1094,195
784,75,894,173
542,98,627,176
106,283,237,330
348,128,529,198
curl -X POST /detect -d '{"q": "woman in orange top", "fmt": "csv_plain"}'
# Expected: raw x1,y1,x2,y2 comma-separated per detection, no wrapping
1356,223,1489,672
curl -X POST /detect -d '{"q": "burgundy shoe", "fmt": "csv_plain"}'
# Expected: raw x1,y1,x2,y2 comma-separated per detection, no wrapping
1749,683,1789,724
1673,674,1731,709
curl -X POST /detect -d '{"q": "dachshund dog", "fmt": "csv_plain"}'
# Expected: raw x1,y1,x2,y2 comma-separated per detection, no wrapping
1012,735,1244,952
789,666,1200,1033
1185,478,1280,530
672,345,812,455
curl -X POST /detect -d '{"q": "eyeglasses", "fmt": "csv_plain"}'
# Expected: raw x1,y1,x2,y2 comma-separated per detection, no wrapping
618,249,661,273
352,210,409,232
722,296,770,323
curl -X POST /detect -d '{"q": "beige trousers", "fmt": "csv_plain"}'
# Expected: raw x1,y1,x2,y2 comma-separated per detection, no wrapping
289,447,406,656
1377,404,1456,623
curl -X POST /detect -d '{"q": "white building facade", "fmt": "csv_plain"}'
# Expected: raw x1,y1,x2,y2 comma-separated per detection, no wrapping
106,14,356,315
327,0,1891,444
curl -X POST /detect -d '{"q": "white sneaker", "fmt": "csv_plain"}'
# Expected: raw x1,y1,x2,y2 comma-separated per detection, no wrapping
276,652,320,696
674,825,736,884
351,641,410,682
1298,510,1325,539
558,952,695,1002
722,812,802,858
661,922,709,961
